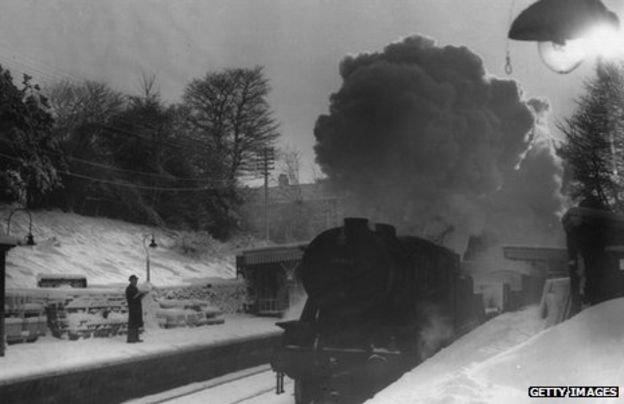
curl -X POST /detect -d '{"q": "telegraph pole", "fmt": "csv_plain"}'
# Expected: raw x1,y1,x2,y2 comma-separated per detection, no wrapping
258,147,275,241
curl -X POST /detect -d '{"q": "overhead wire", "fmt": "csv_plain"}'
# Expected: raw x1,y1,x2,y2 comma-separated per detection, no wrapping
0,44,264,188
0,45,219,156
58,170,230,191
0,150,236,191
0,45,273,173
0,131,238,186
0,39,86,83
0,140,230,184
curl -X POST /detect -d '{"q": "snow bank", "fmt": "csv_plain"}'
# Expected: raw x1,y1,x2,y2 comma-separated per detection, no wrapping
370,299,624,403
2,208,258,288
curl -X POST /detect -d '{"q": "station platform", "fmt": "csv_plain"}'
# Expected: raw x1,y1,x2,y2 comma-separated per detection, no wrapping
0,315,282,404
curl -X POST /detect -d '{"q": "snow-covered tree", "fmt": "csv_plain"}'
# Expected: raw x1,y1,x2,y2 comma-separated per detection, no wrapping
0,67,63,206
557,62,624,212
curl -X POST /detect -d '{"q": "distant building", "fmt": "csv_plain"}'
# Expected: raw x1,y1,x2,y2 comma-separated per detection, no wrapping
241,175,347,242
236,243,306,316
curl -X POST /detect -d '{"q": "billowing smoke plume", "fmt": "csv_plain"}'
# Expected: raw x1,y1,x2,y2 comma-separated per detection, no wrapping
486,99,565,245
469,98,567,273
314,35,565,255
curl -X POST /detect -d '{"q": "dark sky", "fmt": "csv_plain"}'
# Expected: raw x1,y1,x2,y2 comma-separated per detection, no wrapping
0,0,621,181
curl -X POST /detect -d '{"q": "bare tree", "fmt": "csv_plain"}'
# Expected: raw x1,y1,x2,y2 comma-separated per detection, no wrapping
45,80,126,210
277,146,301,185
136,71,159,102
183,66,280,180
47,80,125,152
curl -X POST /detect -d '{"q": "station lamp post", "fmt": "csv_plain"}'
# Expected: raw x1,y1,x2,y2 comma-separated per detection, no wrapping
142,233,157,283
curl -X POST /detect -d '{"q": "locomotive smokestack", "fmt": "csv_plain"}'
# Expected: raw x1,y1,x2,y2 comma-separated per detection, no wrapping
344,218,370,240
344,217,369,230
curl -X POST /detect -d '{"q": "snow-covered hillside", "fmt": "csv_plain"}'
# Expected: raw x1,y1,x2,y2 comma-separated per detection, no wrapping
370,299,624,403
3,208,263,288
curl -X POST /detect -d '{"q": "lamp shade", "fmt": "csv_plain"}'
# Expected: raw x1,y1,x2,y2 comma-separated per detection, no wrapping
509,0,619,44
537,41,585,73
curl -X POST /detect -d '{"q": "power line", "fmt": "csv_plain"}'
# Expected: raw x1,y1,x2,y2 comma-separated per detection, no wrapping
0,48,217,155
96,123,214,156
0,40,85,83
0,47,279,174
0,151,235,192
0,48,266,182
0,136,222,183
65,155,229,183
59,170,231,191
0,61,218,160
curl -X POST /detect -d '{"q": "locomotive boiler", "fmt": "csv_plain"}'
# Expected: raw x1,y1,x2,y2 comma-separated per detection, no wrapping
271,218,483,403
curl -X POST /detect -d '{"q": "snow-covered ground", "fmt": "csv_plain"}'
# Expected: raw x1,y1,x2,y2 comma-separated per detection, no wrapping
0,314,280,384
3,208,264,288
5,293,623,404
370,299,624,404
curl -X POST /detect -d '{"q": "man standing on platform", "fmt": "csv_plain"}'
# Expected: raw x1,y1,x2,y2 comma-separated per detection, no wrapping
126,275,146,343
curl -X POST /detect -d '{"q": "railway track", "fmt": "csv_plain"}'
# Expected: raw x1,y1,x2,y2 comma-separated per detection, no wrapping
128,364,293,404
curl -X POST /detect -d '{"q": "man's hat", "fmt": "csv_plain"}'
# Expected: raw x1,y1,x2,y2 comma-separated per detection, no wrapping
129,275,138,281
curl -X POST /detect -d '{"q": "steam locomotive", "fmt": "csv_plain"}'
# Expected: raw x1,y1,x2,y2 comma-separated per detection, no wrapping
271,218,484,403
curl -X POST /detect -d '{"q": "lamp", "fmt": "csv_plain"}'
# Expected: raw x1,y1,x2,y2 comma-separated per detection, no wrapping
508,0,620,74
142,233,157,282
6,208,36,246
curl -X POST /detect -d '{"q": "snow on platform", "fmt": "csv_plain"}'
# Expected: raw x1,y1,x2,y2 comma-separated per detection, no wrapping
370,299,624,403
0,315,281,385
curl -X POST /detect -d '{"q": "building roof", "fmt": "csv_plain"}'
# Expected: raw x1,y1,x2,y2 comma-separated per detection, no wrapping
242,181,347,205
237,243,307,266
36,274,88,281
502,245,568,263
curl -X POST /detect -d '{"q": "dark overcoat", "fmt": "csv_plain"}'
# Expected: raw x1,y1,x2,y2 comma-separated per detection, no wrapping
125,284,144,328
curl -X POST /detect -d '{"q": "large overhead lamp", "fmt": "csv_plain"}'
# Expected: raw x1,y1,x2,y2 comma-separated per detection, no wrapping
508,0,620,74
